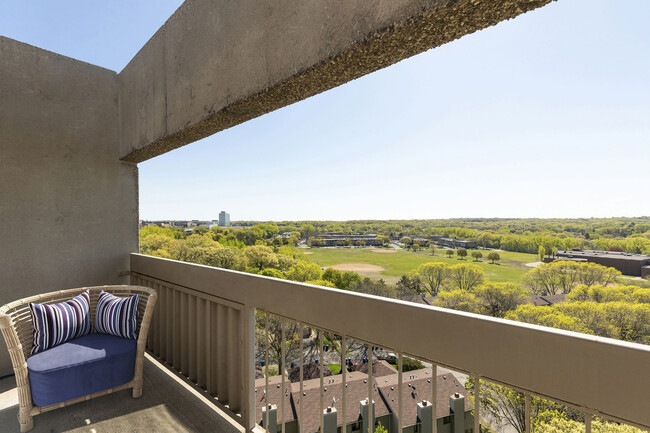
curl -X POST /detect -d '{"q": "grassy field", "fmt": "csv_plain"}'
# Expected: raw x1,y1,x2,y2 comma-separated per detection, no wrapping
304,247,537,284
327,364,342,375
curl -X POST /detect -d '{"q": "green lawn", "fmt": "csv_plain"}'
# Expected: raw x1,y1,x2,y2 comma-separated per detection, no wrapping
327,364,342,375
305,247,537,284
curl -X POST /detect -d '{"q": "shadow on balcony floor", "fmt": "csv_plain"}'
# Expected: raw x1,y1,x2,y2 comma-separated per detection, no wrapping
0,353,245,433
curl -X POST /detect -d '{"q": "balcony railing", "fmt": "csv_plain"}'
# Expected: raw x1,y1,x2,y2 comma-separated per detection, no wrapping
130,253,650,432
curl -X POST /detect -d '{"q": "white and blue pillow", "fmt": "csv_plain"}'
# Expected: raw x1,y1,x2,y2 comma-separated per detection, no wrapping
29,290,91,355
95,290,139,339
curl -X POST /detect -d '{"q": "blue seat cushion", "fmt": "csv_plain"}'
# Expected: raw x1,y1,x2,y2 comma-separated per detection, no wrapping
27,333,137,407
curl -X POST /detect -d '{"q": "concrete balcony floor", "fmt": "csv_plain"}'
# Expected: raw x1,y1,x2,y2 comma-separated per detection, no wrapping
0,353,244,433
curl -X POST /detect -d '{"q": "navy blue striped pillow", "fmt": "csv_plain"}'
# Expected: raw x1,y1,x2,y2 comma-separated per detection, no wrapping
29,290,91,355
95,290,139,339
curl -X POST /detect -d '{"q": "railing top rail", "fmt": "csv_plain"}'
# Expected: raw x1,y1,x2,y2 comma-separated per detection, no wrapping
131,253,650,428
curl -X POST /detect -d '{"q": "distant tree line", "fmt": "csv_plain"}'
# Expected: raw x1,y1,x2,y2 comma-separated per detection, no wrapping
152,217,650,255
140,225,648,433
250,217,650,255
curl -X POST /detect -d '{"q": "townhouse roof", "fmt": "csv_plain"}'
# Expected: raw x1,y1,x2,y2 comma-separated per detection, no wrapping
291,371,390,433
287,362,333,383
400,293,430,305
529,294,566,306
254,375,296,425
257,367,473,433
541,294,566,304
349,360,398,378
423,296,435,305
377,369,473,423
529,294,549,306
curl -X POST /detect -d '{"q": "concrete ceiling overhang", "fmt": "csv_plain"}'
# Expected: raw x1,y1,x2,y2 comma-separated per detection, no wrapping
117,0,555,163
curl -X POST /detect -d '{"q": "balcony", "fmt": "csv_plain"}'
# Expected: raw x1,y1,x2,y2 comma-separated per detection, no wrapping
3,1,650,432
0,351,243,433
8,254,650,433
1,255,649,432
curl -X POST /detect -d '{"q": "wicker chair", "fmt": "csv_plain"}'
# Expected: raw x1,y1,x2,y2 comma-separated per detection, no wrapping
0,285,157,432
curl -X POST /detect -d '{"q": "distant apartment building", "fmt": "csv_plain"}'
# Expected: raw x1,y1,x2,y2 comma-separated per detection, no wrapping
553,250,650,277
317,233,383,247
392,235,440,244
438,238,478,249
255,367,473,433
218,211,230,227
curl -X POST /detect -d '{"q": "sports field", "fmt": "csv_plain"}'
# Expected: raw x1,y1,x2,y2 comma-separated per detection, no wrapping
304,247,537,284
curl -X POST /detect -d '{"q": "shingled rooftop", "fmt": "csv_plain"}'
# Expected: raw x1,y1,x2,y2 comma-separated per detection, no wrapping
252,367,472,433
377,369,473,422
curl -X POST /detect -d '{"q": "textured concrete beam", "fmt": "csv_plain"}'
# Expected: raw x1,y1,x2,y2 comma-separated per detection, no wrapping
119,0,555,163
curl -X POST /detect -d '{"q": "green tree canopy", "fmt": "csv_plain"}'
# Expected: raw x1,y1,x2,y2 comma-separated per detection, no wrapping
286,261,322,282
245,245,279,270
255,313,300,375
568,285,650,304
539,245,546,261
432,290,478,313
445,263,485,292
487,252,501,264
350,278,396,298
396,275,423,300
535,411,642,433
300,224,316,239
505,305,593,334
140,234,174,257
304,279,337,288
474,282,529,318
207,247,247,271
259,268,286,279
522,261,621,295
416,262,449,295
321,268,361,290
466,379,572,433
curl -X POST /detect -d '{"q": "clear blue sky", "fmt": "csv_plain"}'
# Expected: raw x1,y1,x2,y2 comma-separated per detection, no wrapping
2,1,649,221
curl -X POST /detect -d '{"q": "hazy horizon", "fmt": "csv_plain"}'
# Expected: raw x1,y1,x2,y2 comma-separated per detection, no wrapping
141,215,650,223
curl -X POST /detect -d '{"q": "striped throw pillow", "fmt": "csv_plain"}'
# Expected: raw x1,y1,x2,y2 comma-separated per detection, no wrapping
95,290,139,339
29,290,91,355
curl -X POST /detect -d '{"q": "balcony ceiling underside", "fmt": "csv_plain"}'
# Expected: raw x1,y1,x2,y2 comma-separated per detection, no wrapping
117,0,555,163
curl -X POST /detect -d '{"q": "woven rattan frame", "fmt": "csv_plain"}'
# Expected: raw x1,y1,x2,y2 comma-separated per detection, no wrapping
0,285,157,432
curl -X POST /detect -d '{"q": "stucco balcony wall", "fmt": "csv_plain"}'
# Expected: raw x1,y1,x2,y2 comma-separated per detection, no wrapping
0,37,138,375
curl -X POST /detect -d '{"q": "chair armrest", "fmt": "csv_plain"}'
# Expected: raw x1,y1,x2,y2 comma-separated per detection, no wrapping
132,289,157,398
137,291,158,352
0,311,34,411
0,312,28,372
